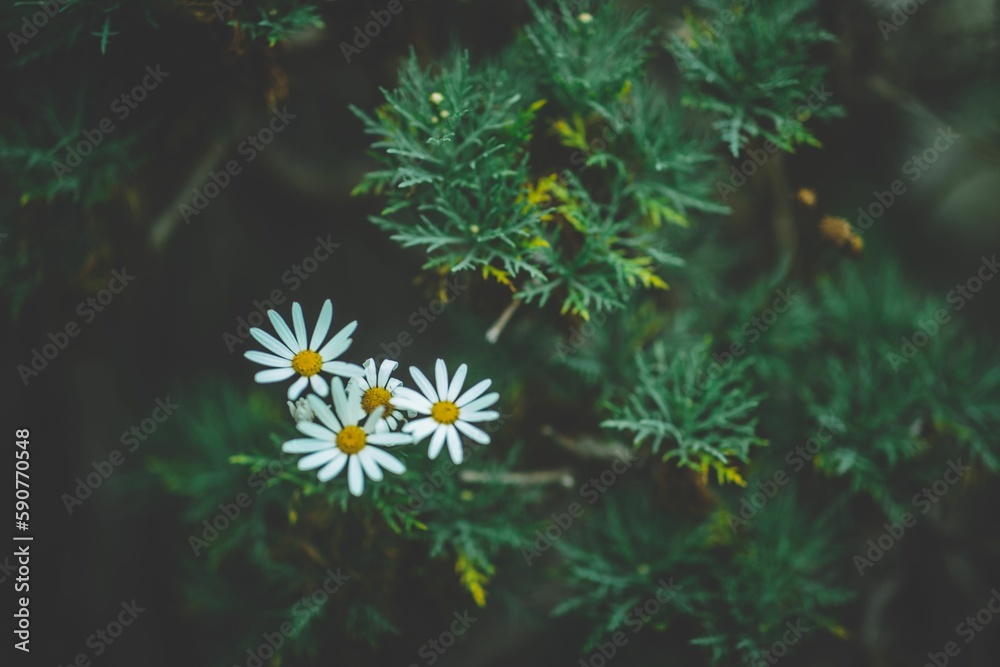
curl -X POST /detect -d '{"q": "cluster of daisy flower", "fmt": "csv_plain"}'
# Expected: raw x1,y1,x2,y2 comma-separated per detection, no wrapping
244,300,500,496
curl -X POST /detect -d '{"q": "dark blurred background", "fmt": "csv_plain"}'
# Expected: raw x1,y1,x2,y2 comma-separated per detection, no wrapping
3,0,1000,665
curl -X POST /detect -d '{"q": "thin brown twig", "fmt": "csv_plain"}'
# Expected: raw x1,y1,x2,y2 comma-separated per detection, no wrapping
485,297,522,343
541,425,636,462
458,468,575,488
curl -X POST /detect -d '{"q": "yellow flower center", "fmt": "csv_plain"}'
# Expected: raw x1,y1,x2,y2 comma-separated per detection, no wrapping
431,401,460,425
336,425,367,454
361,386,394,417
291,350,323,377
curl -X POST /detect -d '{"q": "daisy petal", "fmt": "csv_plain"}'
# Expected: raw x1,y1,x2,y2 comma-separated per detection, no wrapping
363,358,378,386
310,300,333,350
348,382,367,424
317,453,348,482
363,406,385,432
297,420,335,440
287,375,309,400
455,420,491,444
367,447,406,475
378,359,398,387
392,388,433,413
282,438,331,454
319,339,350,362
458,410,500,423
319,321,358,359
250,328,294,359
434,359,450,401
428,426,447,459
460,393,499,414
387,378,403,391
324,361,365,380
244,351,291,368
330,378,349,424
310,375,328,396
447,364,468,402
255,367,296,383
307,395,341,432
298,449,338,471
409,366,438,402
357,449,384,482
446,425,463,464
403,417,438,442
268,310,300,352
292,302,308,350
456,379,492,407
347,456,364,496
368,432,413,447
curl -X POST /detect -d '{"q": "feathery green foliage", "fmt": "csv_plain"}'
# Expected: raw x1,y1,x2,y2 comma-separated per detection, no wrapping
352,1,726,319
667,0,844,155
603,339,766,484
553,486,852,663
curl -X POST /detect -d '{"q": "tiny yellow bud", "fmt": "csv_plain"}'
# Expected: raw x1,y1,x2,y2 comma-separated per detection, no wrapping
577,12,594,23
439,109,450,119
429,92,444,105
796,187,817,207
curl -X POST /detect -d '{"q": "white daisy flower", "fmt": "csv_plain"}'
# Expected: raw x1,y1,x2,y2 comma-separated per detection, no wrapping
348,358,413,433
243,299,364,401
393,359,500,465
282,378,413,496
